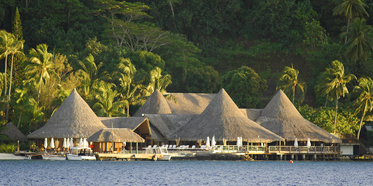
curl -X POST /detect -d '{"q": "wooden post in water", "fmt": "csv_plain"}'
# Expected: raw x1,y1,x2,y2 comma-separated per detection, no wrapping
303,154,306,160
314,154,317,161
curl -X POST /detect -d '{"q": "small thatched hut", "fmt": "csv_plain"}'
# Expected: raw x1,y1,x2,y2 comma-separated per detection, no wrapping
0,122,27,142
87,128,144,153
133,89,172,117
99,117,151,141
256,90,342,144
171,89,284,143
27,88,107,148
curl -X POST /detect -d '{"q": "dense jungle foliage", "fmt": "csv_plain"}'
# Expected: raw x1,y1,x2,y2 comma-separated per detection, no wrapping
1,0,373,140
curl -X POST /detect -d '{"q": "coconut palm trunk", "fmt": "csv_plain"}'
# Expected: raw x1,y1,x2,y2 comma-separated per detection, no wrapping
357,101,367,140
5,54,14,121
334,94,338,134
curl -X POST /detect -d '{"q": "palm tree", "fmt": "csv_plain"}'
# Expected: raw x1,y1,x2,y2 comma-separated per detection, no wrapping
145,67,172,95
114,58,142,116
92,81,126,117
13,86,34,128
353,77,373,139
333,0,369,43
0,31,15,98
6,39,24,120
26,44,59,108
319,60,356,133
277,64,306,104
340,18,373,63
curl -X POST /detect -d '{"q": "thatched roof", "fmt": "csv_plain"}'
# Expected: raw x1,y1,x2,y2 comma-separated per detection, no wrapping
98,117,151,136
27,88,106,139
165,93,215,114
145,114,197,139
149,125,166,141
87,128,145,143
240,109,262,121
133,89,172,117
170,89,284,142
0,123,27,142
256,90,342,143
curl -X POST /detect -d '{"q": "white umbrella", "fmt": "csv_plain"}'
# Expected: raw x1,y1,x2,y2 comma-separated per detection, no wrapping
294,138,298,147
63,138,67,148
211,136,216,147
79,138,83,147
70,138,74,147
66,138,70,148
44,138,48,149
50,138,55,149
84,138,88,148
306,138,311,148
237,137,241,147
206,136,210,148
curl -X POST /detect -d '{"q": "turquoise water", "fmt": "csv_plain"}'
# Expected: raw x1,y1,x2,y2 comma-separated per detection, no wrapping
0,160,372,185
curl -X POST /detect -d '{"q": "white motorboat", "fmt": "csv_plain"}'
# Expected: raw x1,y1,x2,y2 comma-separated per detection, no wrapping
66,147,96,161
41,154,66,161
0,153,27,160
145,146,171,161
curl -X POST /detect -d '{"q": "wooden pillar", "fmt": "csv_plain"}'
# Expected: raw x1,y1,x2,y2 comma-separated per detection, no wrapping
303,154,306,160
136,143,138,154
130,143,133,153
280,154,283,160
291,154,294,160
314,154,317,161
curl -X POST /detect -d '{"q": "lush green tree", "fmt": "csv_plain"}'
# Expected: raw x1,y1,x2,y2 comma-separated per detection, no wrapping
0,30,14,99
222,66,267,108
333,0,369,43
12,7,23,41
352,77,373,139
303,19,328,49
182,66,220,93
317,60,356,133
77,54,103,98
13,85,33,128
277,65,306,104
92,81,126,117
299,104,359,134
341,17,373,64
127,51,165,73
144,67,172,95
26,44,60,108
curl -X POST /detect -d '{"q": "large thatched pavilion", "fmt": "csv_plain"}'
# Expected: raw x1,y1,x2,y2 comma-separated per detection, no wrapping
170,89,284,145
256,90,342,145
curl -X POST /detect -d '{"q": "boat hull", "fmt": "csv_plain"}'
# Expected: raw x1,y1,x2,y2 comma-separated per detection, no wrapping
66,154,96,161
41,155,66,161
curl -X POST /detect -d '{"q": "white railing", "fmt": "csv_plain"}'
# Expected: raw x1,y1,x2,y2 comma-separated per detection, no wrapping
268,146,338,153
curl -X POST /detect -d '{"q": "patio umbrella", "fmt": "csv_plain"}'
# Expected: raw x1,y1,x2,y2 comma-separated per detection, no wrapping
211,136,216,147
84,138,88,148
66,138,70,148
206,136,210,148
63,138,67,149
79,138,83,147
44,138,48,149
70,138,74,147
237,137,242,147
294,138,298,147
50,138,55,149
306,138,311,148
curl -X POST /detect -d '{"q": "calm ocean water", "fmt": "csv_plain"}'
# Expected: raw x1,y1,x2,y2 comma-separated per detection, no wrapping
0,160,372,186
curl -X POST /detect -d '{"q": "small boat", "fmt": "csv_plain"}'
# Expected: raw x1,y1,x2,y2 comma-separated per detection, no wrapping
0,153,27,160
145,146,171,161
41,154,66,161
66,147,96,161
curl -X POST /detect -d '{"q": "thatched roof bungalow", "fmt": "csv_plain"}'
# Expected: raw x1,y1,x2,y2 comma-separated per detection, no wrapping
87,128,145,143
133,89,172,117
170,89,284,143
99,117,151,140
255,90,342,144
27,88,107,139
0,122,27,142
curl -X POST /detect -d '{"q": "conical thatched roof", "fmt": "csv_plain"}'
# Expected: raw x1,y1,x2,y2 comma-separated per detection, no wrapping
240,109,262,121
256,90,342,143
87,128,144,143
0,122,27,142
27,88,106,139
165,93,215,114
171,89,284,142
133,89,172,117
